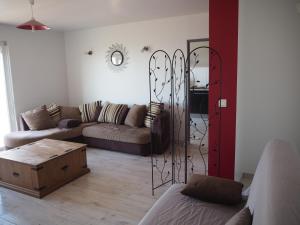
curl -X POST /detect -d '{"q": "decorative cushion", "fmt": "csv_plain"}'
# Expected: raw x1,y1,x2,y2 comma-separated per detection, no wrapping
181,174,243,205
124,104,147,127
79,100,101,123
60,106,82,122
82,123,151,145
98,102,128,124
46,103,61,125
58,119,81,129
144,102,164,128
22,106,56,131
225,207,252,225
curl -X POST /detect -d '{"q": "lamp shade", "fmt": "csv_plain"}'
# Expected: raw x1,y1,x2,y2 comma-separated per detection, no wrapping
17,18,50,31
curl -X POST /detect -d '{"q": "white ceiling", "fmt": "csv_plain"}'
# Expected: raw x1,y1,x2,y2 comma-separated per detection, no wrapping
0,0,208,31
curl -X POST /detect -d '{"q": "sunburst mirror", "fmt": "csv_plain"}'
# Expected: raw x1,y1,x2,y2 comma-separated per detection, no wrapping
106,43,129,72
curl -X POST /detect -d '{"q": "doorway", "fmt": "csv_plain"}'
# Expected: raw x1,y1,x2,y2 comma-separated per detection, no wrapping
187,39,210,176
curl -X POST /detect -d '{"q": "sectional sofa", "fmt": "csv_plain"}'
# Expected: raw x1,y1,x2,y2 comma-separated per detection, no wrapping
4,105,170,156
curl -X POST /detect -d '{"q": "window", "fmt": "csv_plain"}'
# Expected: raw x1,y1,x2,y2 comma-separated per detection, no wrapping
0,41,16,147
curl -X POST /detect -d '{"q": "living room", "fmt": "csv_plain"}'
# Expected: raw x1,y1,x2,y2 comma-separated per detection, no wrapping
0,0,299,225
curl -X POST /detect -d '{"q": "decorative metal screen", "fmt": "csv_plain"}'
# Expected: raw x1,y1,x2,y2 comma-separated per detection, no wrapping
149,47,222,194
149,50,172,194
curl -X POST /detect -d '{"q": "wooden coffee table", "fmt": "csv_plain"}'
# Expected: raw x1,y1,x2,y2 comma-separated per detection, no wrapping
0,139,90,198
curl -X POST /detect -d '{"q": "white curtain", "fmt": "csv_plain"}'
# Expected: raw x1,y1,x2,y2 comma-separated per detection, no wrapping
0,41,16,147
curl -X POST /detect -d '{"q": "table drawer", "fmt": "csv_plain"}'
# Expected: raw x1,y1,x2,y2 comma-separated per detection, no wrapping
0,159,34,189
33,147,88,190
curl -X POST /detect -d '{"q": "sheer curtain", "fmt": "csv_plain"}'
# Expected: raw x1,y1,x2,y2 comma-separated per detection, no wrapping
0,42,16,147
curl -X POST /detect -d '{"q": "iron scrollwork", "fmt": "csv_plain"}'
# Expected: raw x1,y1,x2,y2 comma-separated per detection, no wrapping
149,46,222,195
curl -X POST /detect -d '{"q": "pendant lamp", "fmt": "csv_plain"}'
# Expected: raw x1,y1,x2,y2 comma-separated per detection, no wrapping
17,0,50,31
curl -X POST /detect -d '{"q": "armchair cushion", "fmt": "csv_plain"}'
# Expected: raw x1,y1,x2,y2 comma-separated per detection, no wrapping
225,207,252,225
181,174,243,205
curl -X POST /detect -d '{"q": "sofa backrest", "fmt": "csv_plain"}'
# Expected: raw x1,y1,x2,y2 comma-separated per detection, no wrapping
246,139,300,225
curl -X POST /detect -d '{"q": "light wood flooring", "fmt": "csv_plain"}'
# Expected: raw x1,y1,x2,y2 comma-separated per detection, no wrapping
0,148,166,225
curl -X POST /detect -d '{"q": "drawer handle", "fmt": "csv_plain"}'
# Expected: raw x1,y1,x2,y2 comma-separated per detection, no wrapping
61,165,69,171
13,172,20,177
49,154,58,159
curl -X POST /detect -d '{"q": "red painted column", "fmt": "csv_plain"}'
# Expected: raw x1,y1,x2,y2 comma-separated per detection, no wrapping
208,0,239,179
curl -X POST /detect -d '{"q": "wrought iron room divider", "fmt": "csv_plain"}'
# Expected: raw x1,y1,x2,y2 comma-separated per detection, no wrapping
148,47,222,195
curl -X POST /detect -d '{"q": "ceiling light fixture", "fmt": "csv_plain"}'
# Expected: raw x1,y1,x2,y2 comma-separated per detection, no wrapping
17,0,50,31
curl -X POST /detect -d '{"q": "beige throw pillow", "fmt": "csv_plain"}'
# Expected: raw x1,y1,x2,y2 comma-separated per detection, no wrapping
22,106,56,131
60,106,82,122
124,104,147,127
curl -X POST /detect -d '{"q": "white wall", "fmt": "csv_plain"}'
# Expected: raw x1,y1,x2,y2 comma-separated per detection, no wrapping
64,13,208,106
0,24,68,125
236,0,300,178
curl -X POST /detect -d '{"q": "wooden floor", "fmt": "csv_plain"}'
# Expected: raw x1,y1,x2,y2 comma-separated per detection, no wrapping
0,148,167,225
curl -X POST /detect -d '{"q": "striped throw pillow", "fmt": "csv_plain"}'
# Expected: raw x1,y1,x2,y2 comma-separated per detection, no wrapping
47,103,61,125
144,102,163,128
79,101,101,123
98,102,128,124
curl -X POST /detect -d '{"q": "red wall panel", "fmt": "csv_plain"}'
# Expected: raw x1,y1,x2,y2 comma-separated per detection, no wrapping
208,0,239,179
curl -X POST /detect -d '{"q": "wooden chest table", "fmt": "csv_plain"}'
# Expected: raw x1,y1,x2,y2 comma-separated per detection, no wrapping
0,139,90,198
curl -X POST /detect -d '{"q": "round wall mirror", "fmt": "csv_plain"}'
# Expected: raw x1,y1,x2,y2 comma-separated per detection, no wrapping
111,50,124,66
106,43,129,72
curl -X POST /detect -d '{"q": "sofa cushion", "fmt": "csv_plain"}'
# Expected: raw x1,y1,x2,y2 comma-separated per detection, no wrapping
82,123,150,145
181,174,243,205
138,184,241,225
46,103,61,125
125,104,147,127
225,207,252,225
98,102,128,124
22,106,56,131
79,100,101,122
58,119,81,129
144,102,164,128
4,122,96,148
60,106,82,122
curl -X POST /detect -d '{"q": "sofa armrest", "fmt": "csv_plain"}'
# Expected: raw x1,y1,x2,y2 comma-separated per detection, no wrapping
18,115,30,131
151,110,170,154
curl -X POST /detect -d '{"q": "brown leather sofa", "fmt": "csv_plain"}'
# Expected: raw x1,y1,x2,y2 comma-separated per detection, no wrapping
4,110,170,156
